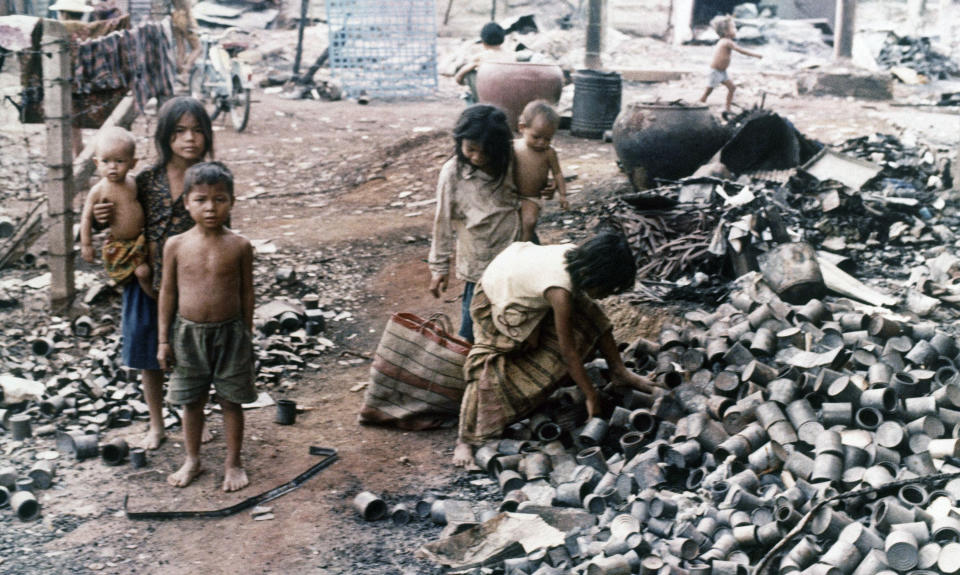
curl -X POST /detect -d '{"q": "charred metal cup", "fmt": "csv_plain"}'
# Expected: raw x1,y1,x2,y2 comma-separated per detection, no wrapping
101,438,129,465
11,490,40,521
130,447,147,469
275,399,297,425
353,491,387,521
9,414,32,441
57,431,99,460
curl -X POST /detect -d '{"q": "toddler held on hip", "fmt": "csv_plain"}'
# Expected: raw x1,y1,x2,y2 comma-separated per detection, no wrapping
513,99,567,243
80,127,153,298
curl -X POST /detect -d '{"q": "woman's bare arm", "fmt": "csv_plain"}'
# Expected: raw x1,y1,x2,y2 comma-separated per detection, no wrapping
545,286,601,417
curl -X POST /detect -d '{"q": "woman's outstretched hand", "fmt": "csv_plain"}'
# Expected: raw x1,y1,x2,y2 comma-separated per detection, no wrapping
612,370,659,394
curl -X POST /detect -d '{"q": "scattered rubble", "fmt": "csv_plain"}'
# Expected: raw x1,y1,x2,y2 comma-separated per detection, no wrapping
876,33,960,82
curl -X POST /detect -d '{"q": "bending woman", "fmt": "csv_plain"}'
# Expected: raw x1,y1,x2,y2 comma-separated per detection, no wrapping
454,231,657,466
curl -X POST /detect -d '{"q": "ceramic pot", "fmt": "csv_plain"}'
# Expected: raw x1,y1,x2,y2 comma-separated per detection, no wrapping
475,61,564,131
612,102,727,190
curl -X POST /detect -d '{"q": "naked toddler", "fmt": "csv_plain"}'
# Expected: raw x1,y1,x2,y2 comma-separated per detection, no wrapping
699,15,762,113
79,127,153,297
157,161,256,493
513,100,567,243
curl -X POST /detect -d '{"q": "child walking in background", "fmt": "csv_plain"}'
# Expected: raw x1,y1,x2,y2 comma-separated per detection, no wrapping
513,100,567,243
92,97,215,451
699,15,762,112
80,127,154,297
428,104,520,343
158,162,256,492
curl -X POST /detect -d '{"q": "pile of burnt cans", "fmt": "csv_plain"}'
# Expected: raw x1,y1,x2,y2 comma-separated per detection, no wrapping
0,289,331,447
875,33,960,80
449,286,960,574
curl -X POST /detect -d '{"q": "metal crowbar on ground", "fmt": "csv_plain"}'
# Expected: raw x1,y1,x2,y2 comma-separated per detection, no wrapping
124,446,338,520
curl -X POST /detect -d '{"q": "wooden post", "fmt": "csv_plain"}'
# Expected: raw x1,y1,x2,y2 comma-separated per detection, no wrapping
443,0,454,25
42,19,75,309
834,0,856,60
584,0,605,69
292,0,309,77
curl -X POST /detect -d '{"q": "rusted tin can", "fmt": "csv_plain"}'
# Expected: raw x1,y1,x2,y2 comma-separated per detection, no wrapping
388,504,410,526
761,242,825,304
821,403,853,427
883,529,919,571
522,453,551,480
57,431,99,460
578,418,609,447
130,447,147,469
274,399,297,425
555,480,591,507
9,414,32,441
577,446,608,474
619,431,644,460
27,461,56,489
101,438,129,465
353,491,387,521
498,470,525,494
11,490,40,521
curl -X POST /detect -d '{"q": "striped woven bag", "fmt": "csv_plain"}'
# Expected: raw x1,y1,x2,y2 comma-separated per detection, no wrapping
358,313,472,430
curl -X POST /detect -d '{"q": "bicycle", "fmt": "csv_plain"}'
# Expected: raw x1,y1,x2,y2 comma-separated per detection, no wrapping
188,28,253,132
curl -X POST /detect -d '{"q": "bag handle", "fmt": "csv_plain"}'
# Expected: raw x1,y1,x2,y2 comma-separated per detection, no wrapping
420,313,454,337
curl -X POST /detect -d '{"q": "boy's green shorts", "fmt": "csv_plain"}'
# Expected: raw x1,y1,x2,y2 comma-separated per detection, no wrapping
167,315,257,406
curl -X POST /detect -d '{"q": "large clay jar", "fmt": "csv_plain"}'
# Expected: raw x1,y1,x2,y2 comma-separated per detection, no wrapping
612,102,728,190
476,61,564,131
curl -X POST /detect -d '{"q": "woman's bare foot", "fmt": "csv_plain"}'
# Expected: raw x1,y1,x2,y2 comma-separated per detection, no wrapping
453,441,475,467
223,465,249,492
167,458,203,487
142,427,166,451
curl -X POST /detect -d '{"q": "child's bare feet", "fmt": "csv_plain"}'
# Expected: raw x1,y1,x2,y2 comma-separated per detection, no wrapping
168,458,203,487
453,441,475,467
142,427,166,450
201,424,214,444
223,465,249,492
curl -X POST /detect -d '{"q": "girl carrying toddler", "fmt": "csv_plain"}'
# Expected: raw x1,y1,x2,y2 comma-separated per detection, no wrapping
94,96,215,450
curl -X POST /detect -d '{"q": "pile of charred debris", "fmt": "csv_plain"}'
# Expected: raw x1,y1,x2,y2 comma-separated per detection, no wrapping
406,115,960,574
876,33,960,82
0,234,372,518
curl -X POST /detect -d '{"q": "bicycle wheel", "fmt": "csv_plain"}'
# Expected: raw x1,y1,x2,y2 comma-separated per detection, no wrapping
188,65,221,121
229,76,250,132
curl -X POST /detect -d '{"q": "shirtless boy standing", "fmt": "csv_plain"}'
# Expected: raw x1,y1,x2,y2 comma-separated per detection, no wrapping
79,127,153,297
513,100,567,242
699,15,762,113
157,161,256,492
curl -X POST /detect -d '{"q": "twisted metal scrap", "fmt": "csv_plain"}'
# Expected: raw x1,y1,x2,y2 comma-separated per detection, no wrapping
753,469,960,575
611,200,723,281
